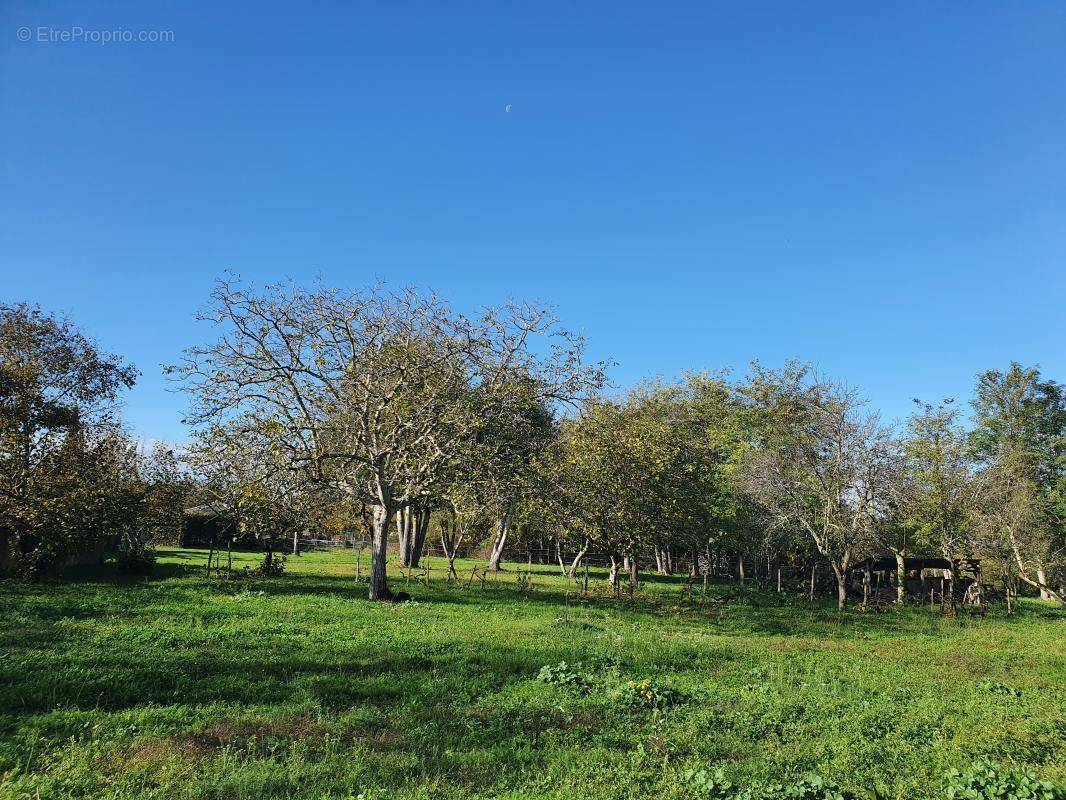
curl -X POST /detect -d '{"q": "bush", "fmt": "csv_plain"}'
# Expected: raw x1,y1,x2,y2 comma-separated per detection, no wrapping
944,760,1064,800
252,551,287,577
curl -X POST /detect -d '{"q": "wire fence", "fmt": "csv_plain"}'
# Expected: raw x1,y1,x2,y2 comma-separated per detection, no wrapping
293,535,822,585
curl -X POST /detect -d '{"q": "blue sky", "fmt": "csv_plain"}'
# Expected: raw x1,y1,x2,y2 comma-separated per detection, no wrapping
2,1,1064,443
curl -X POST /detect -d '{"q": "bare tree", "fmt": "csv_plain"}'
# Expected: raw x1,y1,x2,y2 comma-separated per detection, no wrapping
175,277,603,601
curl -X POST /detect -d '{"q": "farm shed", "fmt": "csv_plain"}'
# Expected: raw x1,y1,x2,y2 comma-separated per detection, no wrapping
849,556,983,602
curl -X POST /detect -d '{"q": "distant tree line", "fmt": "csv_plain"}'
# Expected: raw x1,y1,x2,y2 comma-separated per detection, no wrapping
2,285,1063,608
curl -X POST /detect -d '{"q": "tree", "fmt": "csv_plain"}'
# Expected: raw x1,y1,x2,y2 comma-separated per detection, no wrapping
896,399,974,607
138,442,195,544
549,379,735,594
971,364,1065,602
186,419,321,572
0,303,138,575
476,381,557,572
175,278,603,601
740,364,895,610
556,399,642,593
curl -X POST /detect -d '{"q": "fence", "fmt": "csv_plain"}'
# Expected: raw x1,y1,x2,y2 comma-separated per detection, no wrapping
294,535,829,588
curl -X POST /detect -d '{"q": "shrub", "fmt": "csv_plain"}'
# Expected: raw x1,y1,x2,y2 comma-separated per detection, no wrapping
252,552,287,577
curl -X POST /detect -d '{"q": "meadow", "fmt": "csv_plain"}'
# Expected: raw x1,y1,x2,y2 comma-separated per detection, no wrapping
0,548,1063,800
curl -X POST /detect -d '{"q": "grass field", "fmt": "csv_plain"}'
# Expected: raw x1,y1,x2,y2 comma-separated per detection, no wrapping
0,547,1063,799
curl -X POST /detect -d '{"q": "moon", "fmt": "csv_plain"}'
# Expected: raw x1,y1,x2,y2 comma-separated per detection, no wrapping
505,104,512,113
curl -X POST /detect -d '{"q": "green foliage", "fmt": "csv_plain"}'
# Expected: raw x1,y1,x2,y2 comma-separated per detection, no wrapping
684,767,740,800
536,660,593,691
685,762,1066,800
252,551,288,577
684,767,857,800
944,760,1065,800
537,659,686,710
609,676,685,710
979,680,1022,698
0,303,141,576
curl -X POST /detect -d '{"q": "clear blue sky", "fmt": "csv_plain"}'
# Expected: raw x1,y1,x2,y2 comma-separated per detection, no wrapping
2,1,1064,443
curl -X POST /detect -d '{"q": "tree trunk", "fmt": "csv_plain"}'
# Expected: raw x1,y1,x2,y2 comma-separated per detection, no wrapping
556,544,567,576
945,567,956,614
442,531,462,581
831,562,847,611
738,554,746,588
1005,558,1013,615
396,507,412,568
629,554,638,598
368,504,394,601
1007,531,1065,603
292,529,301,556
1037,568,1054,601
486,506,514,571
408,507,430,568
567,537,590,578
608,555,619,592
894,551,906,604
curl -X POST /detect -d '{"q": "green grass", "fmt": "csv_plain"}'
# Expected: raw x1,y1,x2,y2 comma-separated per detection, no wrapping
0,547,1063,799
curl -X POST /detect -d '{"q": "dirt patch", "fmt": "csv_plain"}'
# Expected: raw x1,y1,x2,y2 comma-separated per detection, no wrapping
127,737,215,770
342,724,403,749
127,714,334,769
198,714,330,745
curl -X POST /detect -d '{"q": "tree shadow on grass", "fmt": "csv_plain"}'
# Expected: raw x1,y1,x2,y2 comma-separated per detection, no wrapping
0,615,577,716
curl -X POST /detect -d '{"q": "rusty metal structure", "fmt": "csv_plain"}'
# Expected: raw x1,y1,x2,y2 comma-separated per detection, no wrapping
848,556,984,607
